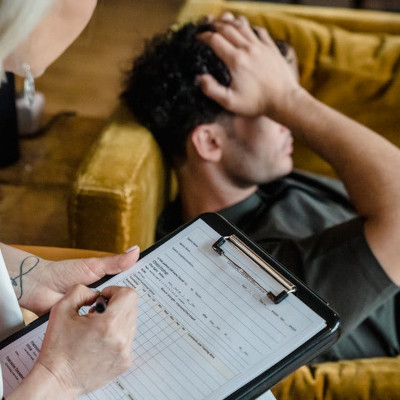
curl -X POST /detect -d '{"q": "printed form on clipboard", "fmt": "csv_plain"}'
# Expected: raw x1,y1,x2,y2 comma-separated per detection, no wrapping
0,213,341,400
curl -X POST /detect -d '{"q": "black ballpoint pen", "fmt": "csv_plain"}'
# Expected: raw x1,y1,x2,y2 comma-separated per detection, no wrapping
94,294,107,313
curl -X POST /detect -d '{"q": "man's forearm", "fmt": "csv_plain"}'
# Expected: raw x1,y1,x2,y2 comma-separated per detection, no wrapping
272,87,400,284
273,88,400,216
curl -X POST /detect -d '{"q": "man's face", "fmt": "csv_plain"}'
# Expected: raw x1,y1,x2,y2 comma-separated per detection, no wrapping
218,114,293,187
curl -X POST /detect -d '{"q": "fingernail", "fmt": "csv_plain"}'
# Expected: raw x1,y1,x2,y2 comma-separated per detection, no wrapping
125,245,139,253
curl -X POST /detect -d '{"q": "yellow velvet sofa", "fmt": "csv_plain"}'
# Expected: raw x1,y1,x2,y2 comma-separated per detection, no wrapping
68,1,400,398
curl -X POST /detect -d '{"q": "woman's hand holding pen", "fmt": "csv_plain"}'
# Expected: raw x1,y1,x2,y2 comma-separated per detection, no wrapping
10,285,139,400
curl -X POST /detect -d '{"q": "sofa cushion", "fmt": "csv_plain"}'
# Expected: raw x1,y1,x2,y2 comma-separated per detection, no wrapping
272,355,400,400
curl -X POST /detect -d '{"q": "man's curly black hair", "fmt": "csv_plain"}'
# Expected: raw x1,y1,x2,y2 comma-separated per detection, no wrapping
121,21,288,165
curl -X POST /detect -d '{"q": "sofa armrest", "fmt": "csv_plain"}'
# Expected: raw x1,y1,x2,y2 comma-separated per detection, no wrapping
69,119,167,252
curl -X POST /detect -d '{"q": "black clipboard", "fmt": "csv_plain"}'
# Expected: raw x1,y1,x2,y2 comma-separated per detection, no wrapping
0,212,341,400
153,213,341,399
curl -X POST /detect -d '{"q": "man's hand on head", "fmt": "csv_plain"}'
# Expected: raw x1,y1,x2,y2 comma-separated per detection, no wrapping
196,15,301,119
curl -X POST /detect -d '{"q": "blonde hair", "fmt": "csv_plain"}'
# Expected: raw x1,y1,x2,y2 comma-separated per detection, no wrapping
0,0,56,82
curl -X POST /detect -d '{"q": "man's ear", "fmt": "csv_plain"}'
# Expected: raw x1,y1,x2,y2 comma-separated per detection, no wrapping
189,123,223,162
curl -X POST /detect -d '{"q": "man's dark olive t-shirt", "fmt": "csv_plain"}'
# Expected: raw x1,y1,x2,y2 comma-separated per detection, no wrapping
156,171,400,362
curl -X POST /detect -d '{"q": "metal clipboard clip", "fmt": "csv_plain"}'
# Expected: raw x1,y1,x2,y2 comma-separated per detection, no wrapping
212,235,297,304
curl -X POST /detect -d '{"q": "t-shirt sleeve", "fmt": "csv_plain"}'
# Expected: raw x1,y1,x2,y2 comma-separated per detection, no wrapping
262,217,399,334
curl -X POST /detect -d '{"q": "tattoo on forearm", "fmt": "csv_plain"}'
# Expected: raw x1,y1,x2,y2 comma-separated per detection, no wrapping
9,256,40,300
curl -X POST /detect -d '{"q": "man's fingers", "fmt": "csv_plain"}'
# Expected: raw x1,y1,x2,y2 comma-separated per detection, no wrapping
215,15,258,44
197,30,236,63
216,16,275,49
197,74,234,110
198,19,266,68
232,15,257,42
203,14,215,23
252,26,275,46
213,21,251,49
220,12,235,22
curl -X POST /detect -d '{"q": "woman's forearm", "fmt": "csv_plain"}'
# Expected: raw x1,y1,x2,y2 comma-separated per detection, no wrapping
6,363,77,400
0,243,45,311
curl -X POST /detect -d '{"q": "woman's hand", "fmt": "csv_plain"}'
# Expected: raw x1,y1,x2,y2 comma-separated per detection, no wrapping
7,284,138,400
2,244,140,315
197,15,301,118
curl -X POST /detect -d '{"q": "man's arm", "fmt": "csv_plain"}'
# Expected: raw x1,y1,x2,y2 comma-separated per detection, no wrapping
274,88,400,285
198,17,400,284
